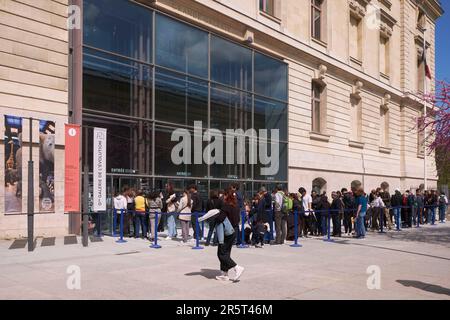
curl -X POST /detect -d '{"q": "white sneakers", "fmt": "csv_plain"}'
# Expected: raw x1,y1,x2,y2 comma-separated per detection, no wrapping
215,266,245,282
233,265,245,281
216,272,229,282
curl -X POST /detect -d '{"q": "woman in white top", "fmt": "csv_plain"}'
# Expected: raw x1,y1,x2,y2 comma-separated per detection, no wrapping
177,190,193,243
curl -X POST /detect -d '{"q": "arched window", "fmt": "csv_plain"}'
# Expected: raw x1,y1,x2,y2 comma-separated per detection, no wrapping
312,177,327,194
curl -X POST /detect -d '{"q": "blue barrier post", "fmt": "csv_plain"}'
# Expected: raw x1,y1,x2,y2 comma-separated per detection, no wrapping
270,208,275,242
324,209,334,242
238,211,249,249
97,212,102,237
192,212,204,250
290,210,302,248
151,212,161,249
112,209,117,237
116,209,127,243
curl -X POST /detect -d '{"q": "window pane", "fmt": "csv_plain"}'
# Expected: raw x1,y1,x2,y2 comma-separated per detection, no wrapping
255,53,288,101
83,117,152,175
83,48,152,118
313,101,321,132
210,84,252,133
83,0,152,62
211,36,252,90
254,96,288,142
155,126,207,178
156,14,208,78
155,68,208,126
209,139,252,180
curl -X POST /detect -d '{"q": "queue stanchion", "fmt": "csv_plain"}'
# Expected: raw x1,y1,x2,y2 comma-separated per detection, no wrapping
270,208,275,243
112,209,117,237
290,210,302,248
238,211,249,249
323,209,334,242
116,209,127,243
151,212,161,249
192,212,204,250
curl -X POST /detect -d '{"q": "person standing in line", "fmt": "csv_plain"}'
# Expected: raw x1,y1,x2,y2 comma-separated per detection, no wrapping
428,190,438,225
391,189,403,230
298,187,312,235
415,189,424,225
380,185,392,228
311,191,322,236
331,191,343,237
354,187,368,239
134,190,147,239
165,184,178,240
189,184,203,241
231,183,244,246
438,191,448,223
146,191,162,241
341,188,353,236
205,190,223,246
406,190,415,228
124,188,135,237
274,184,286,245
215,187,245,282
113,191,127,234
177,189,192,244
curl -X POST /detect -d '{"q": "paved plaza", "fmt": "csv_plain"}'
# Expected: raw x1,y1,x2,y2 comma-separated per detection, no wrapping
0,223,450,300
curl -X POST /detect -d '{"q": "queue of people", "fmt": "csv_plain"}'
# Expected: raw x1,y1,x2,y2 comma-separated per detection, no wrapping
112,183,448,247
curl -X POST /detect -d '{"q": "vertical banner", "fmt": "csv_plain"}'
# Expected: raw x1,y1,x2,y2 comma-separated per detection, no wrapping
4,116,22,214
64,124,81,212
39,120,56,212
93,127,107,212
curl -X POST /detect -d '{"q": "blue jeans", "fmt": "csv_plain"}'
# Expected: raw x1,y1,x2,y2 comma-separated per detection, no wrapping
356,212,366,237
393,207,401,229
134,212,147,238
428,207,436,225
322,213,329,236
167,213,177,237
439,205,446,222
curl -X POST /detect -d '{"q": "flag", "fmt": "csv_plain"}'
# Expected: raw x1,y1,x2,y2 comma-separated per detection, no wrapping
421,48,432,80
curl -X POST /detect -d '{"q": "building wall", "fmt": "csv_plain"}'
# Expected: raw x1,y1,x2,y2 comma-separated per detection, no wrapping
0,0,69,238
149,0,441,192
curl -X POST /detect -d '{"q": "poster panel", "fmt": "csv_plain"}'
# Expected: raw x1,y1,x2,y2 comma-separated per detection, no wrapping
64,124,81,212
39,120,55,212
4,116,23,214
93,127,107,212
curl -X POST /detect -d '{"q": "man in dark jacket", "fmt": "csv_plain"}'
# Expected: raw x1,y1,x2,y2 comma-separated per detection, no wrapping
391,189,403,230
331,191,343,237
341,188,354,235
380,187,391,227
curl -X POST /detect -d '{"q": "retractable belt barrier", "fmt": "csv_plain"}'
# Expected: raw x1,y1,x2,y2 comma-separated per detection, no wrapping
109,204,442,249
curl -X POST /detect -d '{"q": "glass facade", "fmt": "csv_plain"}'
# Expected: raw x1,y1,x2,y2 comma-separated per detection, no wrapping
82,0,288,197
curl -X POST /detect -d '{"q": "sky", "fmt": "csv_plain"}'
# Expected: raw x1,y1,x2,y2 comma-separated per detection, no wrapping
436,0,450,82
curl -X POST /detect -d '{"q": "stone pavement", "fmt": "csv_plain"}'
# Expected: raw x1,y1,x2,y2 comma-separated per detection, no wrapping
0,223,450,300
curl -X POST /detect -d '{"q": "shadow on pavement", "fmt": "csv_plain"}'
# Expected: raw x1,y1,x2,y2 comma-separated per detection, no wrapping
397,280,450,297
185,269,222,279
385,226,450,248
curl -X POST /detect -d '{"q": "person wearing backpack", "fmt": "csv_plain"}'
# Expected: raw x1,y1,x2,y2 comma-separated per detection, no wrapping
273,184,287,245
438,192,448,223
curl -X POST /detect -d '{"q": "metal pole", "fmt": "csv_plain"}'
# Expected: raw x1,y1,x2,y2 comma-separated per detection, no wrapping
422,26,428,191
82,126,89,247
27,118,34,252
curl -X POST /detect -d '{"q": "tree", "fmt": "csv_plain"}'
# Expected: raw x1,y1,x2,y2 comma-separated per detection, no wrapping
418,80,450,185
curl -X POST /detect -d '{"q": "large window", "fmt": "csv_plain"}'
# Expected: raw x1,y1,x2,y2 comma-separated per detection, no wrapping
155,68,208,126
83,0,152,62
156,14,208,78
311,82,322,133
211,36,253,91
82,1,289,189
349,15,362,62
83,47,152,118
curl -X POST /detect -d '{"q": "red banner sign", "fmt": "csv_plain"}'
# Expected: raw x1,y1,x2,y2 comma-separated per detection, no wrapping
64,124,81,212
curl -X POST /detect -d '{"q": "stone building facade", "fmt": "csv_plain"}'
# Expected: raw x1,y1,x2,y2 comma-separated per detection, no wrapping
0,0,443,239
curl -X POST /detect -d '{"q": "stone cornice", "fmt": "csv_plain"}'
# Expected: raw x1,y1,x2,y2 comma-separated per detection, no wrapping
415,0,444,21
